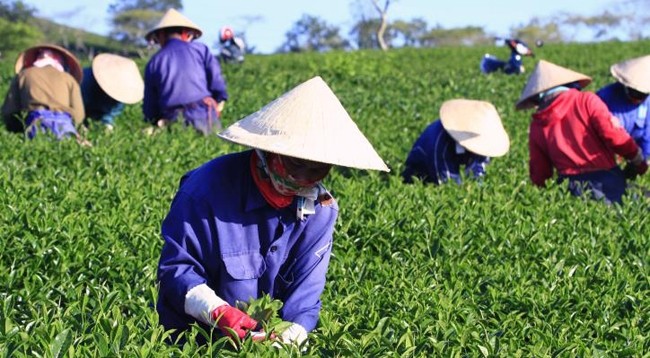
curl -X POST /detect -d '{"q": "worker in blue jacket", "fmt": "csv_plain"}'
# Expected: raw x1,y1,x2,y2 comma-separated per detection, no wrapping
156,76,389,346
81,53,144,131
402,99,510,184
143,9,228,135
597,55,650,164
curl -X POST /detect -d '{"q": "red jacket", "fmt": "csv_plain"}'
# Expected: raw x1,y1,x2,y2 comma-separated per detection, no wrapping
528,89,638,186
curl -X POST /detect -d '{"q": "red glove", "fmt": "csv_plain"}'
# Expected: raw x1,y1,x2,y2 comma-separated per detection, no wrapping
211,305,258,339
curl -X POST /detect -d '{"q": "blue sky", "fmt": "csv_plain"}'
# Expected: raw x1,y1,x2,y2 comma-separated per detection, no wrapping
25,0,621,54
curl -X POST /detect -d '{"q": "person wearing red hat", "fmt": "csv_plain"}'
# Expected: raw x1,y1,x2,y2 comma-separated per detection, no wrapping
143,9,228,135
156,76,389,347
517,60,647,204
218,25,246,64
2,44,89,145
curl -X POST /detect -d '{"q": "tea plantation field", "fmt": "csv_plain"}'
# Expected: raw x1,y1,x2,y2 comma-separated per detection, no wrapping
1,41,649,357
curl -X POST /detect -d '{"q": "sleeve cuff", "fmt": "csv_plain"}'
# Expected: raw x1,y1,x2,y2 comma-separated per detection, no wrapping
184,284,227,325
627,147,644,165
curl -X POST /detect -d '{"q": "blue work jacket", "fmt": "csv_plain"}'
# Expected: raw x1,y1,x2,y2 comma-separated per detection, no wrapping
80,67,124,125
157,150,338,334
143,39,228,122
402,120,490,184
597,82,650,159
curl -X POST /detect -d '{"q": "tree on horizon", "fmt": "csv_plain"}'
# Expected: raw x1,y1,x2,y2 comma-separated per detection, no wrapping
108,0,182,48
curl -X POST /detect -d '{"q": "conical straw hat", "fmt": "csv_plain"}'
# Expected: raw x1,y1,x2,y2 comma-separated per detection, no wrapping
440,99,510,157
14,44,82,83
610,55,650,94
516,60,592,110
218,76,389,172
145,8,203,41
92,54,144,104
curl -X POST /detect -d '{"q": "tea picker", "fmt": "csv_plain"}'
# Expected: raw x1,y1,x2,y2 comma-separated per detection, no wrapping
217,26,246,64
80,53,144,132
156,76,389,346
480,37,540,75
597,54,650,177
143,8,228,135
517,60,648,204
402,99,510,185
2,43,91,146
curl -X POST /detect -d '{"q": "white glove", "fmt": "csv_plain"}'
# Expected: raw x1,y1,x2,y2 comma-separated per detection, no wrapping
184,283,227,325
279,323,308,345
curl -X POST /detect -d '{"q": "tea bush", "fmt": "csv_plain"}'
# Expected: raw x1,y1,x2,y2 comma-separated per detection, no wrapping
1,41,648,357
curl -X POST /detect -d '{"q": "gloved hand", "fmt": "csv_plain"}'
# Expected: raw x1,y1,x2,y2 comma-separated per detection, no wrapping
624,161,649,179
279,323,308,345
272,322,308,351
211,305,258,339
250,330,276,342
624,148,649,179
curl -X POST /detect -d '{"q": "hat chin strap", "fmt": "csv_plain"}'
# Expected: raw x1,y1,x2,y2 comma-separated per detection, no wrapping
538,86,570,100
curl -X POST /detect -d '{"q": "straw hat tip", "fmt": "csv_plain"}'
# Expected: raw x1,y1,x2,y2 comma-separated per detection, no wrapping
307,75,325,85
146,7,203,41
517,59,591,110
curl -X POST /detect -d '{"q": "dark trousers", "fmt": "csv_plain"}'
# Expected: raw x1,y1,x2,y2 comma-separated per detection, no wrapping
560,167,626,204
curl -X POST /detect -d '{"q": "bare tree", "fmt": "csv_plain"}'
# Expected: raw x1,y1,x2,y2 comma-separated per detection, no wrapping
370,0,391,50
108,0,182,47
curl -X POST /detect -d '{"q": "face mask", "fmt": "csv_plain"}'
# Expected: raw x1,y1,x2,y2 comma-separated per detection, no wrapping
267,154,320,196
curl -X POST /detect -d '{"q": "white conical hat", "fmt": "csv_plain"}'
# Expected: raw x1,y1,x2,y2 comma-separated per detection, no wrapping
516,60,592,110
611,55,650,94
92,54,144,104
440,99,510,157
218,76,389,172
145,8,203,41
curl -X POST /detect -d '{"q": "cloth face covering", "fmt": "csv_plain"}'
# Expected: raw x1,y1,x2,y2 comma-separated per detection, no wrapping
252,150,331,220
266,153,322,196
250,151,294,209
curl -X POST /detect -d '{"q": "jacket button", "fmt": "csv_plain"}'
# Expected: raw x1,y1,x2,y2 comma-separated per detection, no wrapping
270,246,278,253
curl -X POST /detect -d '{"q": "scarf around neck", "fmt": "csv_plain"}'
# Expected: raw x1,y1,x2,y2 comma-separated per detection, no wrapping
250,150,293,209
250,150,329,220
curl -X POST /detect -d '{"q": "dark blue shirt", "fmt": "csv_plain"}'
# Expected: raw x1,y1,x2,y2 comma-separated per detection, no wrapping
80,67,124,125
157,150,338,333
597,82,650,159
143,39,228,121
402,120,490,184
